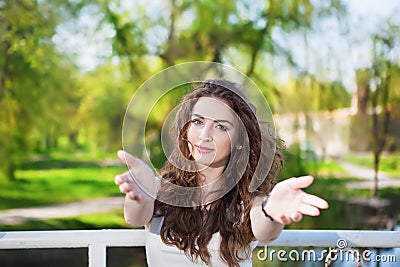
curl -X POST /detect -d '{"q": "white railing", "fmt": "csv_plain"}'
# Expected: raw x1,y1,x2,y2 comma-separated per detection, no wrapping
0,229,399,266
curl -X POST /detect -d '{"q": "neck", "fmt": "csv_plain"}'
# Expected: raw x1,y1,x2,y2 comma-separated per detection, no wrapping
198,164,225,186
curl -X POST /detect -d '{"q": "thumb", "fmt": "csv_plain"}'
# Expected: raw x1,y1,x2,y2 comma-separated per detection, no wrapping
117,150,141,168
288,175,314,190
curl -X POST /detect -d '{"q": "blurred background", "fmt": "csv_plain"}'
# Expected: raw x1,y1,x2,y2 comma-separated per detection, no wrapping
0,0,399,266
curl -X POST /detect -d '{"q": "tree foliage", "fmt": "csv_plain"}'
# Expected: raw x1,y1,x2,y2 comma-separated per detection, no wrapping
5,0,399,182
99,0,346,78
368,21,400,197
274,75,351,114
76,64,133,152
0,0,84,179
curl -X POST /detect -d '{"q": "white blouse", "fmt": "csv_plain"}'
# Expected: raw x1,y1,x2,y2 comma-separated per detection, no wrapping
145,216,258,267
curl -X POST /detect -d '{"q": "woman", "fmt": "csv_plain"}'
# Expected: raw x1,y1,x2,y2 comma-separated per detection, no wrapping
115,78,328,267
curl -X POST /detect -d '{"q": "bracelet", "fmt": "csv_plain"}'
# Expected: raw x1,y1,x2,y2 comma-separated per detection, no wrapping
261,194,274,222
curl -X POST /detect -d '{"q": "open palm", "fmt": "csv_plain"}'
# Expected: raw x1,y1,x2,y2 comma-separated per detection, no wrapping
114,150,157,204
266,176,329,225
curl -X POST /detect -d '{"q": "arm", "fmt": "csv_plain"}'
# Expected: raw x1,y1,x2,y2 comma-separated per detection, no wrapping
250,196,284,243
122,193,154,227
115,150,158,227
251,176,329,244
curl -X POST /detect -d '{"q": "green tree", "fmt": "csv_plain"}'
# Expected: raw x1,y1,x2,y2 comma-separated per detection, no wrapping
0,0,350,180
0,0,82,180
99,0,346,81
94,0,348,151
76,64,132,152
368,22,400,197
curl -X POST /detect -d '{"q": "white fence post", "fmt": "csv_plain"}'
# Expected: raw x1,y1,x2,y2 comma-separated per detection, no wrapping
88,244,106,267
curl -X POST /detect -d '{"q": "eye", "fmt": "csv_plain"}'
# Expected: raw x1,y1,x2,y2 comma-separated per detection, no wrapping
191,118,203,126
216,124,228,131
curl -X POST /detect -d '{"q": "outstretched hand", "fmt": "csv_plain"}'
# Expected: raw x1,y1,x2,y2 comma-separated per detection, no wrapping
266,176,328,225
114,150,157,204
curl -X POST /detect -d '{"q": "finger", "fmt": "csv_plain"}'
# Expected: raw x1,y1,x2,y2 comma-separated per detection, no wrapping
291,212,303,222
119,183,131,194
298,203,321,216
303,194,329,209
115,175,123,185
127,191,137,200
288,176,314,190
279,214,292,225
134,194,142,202
115,172,135,185
127,191,142,201
117,150,142,168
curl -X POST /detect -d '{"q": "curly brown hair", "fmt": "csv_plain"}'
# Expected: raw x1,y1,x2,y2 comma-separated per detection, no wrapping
154,78,284,267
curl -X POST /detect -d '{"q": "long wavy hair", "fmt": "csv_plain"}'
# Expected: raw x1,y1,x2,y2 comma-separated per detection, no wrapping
154,78,284,267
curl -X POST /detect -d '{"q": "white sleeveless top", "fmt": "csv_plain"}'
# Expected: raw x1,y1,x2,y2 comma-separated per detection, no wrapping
145,216,258,267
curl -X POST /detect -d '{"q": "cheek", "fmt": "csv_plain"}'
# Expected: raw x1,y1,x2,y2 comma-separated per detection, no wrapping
186,126,196,142
186,126,198,154
215,133,233,152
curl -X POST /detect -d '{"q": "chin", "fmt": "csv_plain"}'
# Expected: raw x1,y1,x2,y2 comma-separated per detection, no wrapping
195,159,213,167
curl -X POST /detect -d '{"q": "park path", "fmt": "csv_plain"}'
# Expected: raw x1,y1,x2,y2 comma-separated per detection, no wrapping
338,161,400,189
0,196,124,225
0,161,399,226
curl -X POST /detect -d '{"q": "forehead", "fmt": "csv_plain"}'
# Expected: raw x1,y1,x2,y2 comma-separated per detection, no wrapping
191,97,237,122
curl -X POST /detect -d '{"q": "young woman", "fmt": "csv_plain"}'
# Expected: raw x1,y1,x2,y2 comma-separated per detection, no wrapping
115,78,328,267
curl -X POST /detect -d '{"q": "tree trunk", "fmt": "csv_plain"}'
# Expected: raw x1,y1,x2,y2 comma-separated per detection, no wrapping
372,151,379,197
69,131,79,148
5,160,16,181
1,22,14,181
370,71,391,198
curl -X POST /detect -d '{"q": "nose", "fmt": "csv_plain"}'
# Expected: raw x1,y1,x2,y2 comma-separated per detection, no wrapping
199,124,213,142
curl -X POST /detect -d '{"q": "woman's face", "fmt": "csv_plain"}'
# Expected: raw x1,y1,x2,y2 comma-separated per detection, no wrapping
186,97,240,169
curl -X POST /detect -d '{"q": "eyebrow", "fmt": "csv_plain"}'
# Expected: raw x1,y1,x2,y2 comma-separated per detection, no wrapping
192,113,234,126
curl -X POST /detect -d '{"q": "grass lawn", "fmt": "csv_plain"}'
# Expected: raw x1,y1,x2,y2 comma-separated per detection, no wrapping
0,209,133,231
0,151,131,230
3,176,399,231
0,165,126,210
1,150,399,231
303,160,346,177
343,152,400,177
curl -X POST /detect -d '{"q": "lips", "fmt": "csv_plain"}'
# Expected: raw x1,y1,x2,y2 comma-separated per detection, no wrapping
195,145,214,154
